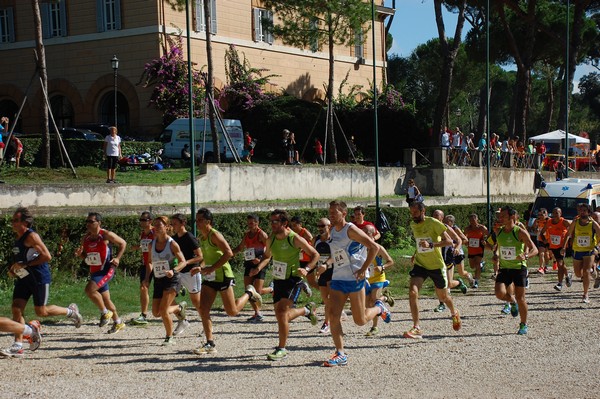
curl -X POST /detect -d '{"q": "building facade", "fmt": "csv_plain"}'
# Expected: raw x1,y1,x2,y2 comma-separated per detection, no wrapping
0,0,393,137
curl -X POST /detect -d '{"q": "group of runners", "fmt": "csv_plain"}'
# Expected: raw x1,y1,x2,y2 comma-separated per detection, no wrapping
2,200,598,365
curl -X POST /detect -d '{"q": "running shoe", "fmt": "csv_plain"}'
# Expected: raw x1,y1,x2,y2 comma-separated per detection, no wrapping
298,280,312,297
0,343,24,358
525,277,530,289
193,342,217,355
319,322,330,334
268,281,274,294
340,310,348,321
552,262,558,271
107,322,125,334
565,273,573,288
473,280,479,289
433,303,446,313
27,320,42,351
537,266,545,275
510,302,519,317
517,322,528,335
173,319,190,336
131,314,149,325
245,285,263,306
457,278,468,294
403,326,423,339
480,262,485,272
501,304,511,315
452,310,462,331
162,336,176,346
582,295,590,304
365,326,379,337
177,301,187,321
375,300,391,323
382,288,395,307
305,302,318,326
554,283,563,292
266,347,287,361
247,314,264,322
99,310,113,327
323,351,348,367
68,303,83,328
594,276,600,289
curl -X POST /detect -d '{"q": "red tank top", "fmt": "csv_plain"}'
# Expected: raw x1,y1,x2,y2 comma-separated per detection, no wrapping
465,227,485,255
140,229,154,265
243,228,265,257
83,229,111,273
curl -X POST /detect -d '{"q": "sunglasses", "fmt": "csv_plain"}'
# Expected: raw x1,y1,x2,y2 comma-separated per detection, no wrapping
316,224,326,228
270,219,282,224
139,218,150,222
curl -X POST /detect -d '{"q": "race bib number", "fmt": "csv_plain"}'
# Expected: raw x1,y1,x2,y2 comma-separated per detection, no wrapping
416,238,434,253
153,260,170,278
244,248,256,261
203,265,215,281
577,236,591,247
550,235,562,246
14,265,29,279
140,239,152,253
85,252,102,266
333,249,351,268
318,255,330,265
368,264,375,277
500,247,517,261
272,260,288,280
468,238,480,248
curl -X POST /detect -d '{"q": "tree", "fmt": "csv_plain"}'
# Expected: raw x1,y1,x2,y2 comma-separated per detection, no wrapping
32,0,50,168
262,0,372,163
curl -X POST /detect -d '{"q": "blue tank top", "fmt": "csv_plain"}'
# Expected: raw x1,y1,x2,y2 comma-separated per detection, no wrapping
13,229,51,284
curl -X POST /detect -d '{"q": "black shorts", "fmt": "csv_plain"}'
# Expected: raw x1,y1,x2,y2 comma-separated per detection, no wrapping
244,262,267,280
550,248,564,261
202,276,235,292
139,264,154,283
153,274,181,299
454,254,465,264
409,264,447,289
273,276,301,303
13,279,49,307
496,267,528,288
106,155,119,169
318,267,333,287
537,241,548,249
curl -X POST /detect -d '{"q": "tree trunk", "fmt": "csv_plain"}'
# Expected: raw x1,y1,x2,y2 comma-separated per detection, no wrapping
543,72,554,133
32,0,50,168
477,84,492,135
204,0,220,162
326,20,337,163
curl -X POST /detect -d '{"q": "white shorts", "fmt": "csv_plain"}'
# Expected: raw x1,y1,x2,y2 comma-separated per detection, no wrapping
178,272,202,294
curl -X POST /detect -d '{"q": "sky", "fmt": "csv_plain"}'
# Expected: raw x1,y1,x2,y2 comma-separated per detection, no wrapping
384,0,595,89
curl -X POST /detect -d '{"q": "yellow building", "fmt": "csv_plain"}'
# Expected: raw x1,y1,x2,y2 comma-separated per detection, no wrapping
0,0,393,137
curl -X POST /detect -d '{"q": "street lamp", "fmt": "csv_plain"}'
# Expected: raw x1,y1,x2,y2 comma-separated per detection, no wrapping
111,55,119,127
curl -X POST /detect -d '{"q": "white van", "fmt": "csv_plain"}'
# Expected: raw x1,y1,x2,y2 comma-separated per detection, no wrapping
529,178,600,222
162,118,244,161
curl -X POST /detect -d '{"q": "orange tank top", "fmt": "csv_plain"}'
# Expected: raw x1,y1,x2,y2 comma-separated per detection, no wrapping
465,228,484,255
545,218,568,249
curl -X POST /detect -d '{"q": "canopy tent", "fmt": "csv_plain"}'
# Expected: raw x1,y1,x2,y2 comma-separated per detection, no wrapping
529,129,590,144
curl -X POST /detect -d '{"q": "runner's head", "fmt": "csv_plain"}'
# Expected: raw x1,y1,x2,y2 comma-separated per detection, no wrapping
170,213,187,232
270,209,290,233
246,213,259,229
432,209,444,221
290,215,303,232
196,208,214,229
409,201,426,223
551,207,562,220
316,218,331,236
362,224,376,238
500,206,517,225
468,213,478,226
85,212,102,233
444,214,455,226
577,203,591,218
13,207,33,228
328,200,348,225
152,216,171,235
353,206,366,224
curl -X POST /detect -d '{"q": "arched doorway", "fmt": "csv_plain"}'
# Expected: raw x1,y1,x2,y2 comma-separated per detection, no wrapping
50,95,74,128
99,91,129,132
0,99,22,132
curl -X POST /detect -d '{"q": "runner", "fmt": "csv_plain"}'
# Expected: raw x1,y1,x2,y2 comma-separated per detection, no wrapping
1,207,82,357
463,213,488,288
170,213,204,335
353,205,381,240
539,208,571,291
0,318,41,357
492,206,537,335
403,202,461,340
232,214,271,322
75,212,126,334
531,208,550,274
313,218,333,334
148,216,188,345
324,200,390,367
253,209,319,361
562,203,600,303
363,224,395,337
445,215,474,287
290,215,316,291
191,208,263,355
130,211,154,325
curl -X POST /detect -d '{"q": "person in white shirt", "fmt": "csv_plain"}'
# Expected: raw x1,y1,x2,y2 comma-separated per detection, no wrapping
103,126,122,183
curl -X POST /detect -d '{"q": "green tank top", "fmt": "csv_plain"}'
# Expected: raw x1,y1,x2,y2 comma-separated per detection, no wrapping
270,230,300,280
200,228,234,282
497,226,525,269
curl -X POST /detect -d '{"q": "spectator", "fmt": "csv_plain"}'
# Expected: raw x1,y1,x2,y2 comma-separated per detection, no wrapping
527,139,535,154
281,129,289,164
406,178,421,205
195,144,202,164
181,144,191,161
242,131,254,163
478,133,487,152
555,157,565,180
313,137,324,164
536,140,546,162
103,126,122,183
287,131,300,165
13,136,23,169
440,128,450,149
0,116,8,162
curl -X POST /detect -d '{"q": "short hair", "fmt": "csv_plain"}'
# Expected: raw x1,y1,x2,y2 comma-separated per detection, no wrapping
353,205,366,215
196,208,213,223
153,216,170,226
88,212,102,223
14,207,34,228
329,200,348,213
468,213,478,219
247,213,259,222
291,215,303,224
578,203,592,213
445,215,456,224
171,213,186,224
501,206,517,216
410,201,426,211
271,209,290,224
140,211,152,220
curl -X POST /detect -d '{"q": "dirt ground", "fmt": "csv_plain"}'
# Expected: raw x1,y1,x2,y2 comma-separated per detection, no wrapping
1,270,598,399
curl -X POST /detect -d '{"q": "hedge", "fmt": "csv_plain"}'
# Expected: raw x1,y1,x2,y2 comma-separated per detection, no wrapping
0,202,529,282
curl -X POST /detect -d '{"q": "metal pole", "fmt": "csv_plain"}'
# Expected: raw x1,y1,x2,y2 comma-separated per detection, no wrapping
485,0,491,230
564,0,570,178
185,0,197,233
113,60,118,127
372,0,380,222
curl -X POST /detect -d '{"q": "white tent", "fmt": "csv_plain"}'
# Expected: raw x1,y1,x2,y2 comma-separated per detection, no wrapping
529,129,589,144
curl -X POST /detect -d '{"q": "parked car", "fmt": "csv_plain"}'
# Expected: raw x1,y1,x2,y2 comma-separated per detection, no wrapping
74,123,112,137
58,127,104,141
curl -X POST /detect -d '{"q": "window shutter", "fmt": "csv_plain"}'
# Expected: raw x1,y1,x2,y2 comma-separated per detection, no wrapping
96,0,105,32
114,0,122,30
59,1,67,37
266,11,273,44
209,0,217,34
252,8,260,42
7,7,15,42
195,0,204,32
41,3,51,39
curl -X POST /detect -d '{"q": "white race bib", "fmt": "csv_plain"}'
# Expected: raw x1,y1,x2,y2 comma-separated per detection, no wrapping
203,265,216,281
15,265,29,279
272,260,288,280
577,236,591,247
85,252,102,266
500,247,517,261
318,255,330,265
368,263,375,277
550,235,562,246
244,248,256,261
416,238,434,253
140,239,152,253
153,260,170,278
333,248,351,268
468,238,480,248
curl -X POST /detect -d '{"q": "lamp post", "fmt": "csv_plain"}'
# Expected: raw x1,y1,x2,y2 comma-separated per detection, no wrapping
111,55,119,127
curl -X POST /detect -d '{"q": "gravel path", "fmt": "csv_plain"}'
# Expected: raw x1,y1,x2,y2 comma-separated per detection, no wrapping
1,271,598,399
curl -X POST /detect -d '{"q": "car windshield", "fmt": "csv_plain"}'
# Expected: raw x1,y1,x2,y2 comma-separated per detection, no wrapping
85,132,103,141
531,197,588,221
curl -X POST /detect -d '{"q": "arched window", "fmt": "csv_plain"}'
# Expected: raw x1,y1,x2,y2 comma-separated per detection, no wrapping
50,95,74,128
99,91,128,132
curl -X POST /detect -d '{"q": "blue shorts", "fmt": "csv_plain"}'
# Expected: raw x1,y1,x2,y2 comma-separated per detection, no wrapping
13,280,49,307
365,280,389,296
330,279,365,294
573,251,594,261
90,268,115,294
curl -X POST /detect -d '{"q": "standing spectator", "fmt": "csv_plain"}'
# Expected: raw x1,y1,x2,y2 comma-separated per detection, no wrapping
536,140,546,162
478,133,487,151
406,179,421,205
555,157,565,180
281,129,289,164
0,116,8,162
440,128,450,149
313,137,324,164
242,131,254,163
451,128,462,164
13,136,23,168
195,144,202,164
103,126,122,183
287,131,300,165
181,144,191,162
